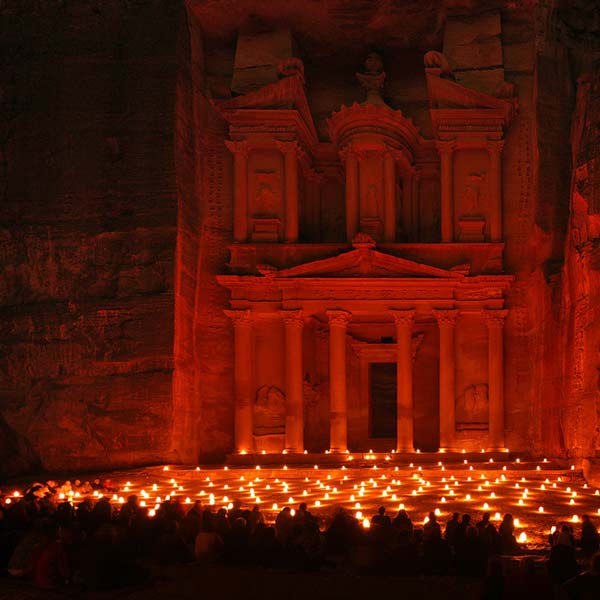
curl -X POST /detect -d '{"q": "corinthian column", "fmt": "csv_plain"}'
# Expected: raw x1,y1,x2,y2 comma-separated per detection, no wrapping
340,146,359,242
436,141,455,243
484,309,508,450
277,141,300,243
383,150,396,242
433,309,459,451
281,310,304,453
224,309,254,453
390,309,416,451
487,141,504,243
326,310,351,452
224,140,249,242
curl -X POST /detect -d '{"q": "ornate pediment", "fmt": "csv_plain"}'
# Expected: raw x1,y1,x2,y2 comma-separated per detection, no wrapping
423,52,517,130
212,59,318,143
275,248,464,279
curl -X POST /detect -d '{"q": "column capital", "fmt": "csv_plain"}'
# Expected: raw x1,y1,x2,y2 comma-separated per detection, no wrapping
326,309,352,328
390,308,416,327
224,309,253,328
276,140,301,156
339,144,360,163
224,139,249,158
433,308,459,327
486,140,505,155
484,308,508,328
383,145,407,163
435,140,457,155
280,309,304,328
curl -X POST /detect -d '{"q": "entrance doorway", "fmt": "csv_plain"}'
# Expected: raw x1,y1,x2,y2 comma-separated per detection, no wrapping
370,362,397,438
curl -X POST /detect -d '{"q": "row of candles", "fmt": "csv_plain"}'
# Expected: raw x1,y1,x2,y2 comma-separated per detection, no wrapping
3,456,598,547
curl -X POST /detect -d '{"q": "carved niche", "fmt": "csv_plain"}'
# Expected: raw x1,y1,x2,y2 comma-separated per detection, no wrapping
253,385,286,436
247,145,284,241
456,383,489,429
458,171,487,242
250,171,282,241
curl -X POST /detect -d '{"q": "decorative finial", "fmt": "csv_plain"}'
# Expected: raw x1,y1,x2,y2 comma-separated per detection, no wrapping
355,52,386,106
352,232,376,249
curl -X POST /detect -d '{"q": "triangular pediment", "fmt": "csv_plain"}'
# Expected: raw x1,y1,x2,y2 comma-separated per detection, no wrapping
275,248,464,279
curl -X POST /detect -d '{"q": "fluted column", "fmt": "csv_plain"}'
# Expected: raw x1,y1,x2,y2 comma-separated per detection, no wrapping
281,310,304,453
433,309,459,450
327,310,351,452
487,141,504,243
390,309,416,452
383,150,396,242
484,309,508,450
224,140,249,242
224,309,254,452
340,146,359,242
277,141,300,243
436,141,455,243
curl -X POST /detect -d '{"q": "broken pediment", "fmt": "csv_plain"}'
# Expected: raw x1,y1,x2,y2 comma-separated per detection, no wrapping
423,51,517,130
275,247,465,279
213,58,318,142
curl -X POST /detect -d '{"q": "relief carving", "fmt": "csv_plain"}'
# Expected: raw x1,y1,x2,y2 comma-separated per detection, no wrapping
456,383,489,429
253,385,286,436
462,172,487,216
458,172,487,242
254,172,280,217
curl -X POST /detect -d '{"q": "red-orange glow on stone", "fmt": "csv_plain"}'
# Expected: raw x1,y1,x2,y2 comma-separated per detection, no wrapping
5,456,599,549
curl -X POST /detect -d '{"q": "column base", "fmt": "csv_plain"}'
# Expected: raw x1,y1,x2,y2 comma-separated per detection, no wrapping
396,446,415,453
486,447,508,453
284,448,305,455
328,448,348,454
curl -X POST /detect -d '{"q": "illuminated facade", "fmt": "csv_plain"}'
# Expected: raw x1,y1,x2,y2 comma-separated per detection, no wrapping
214,41,518,455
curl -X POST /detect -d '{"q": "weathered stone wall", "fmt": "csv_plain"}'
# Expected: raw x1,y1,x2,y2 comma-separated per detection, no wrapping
0,1,180,474
172,7,235,463
4,0,600,475
560,70,600,458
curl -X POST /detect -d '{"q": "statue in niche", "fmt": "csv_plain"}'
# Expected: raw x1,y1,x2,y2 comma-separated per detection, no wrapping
254,172,279,217
456,383,489,427
253,385,285,436
462,172,486,216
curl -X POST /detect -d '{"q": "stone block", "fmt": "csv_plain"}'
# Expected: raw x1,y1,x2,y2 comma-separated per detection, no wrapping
444,11,501,52
447,37,503,71
231,29,297,94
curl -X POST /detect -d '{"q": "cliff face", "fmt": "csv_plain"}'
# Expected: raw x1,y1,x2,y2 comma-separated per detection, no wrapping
0,1,180,474
560,70,600,458
537,2,600,460
2,0,600,475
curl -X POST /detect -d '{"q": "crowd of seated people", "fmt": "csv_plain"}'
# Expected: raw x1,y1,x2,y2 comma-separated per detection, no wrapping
0,479,599,598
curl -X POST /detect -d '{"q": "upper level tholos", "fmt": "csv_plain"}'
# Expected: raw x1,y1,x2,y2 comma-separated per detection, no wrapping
212,29,518,274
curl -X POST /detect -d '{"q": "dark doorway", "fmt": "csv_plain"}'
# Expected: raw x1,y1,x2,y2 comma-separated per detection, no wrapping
370,362,397,438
